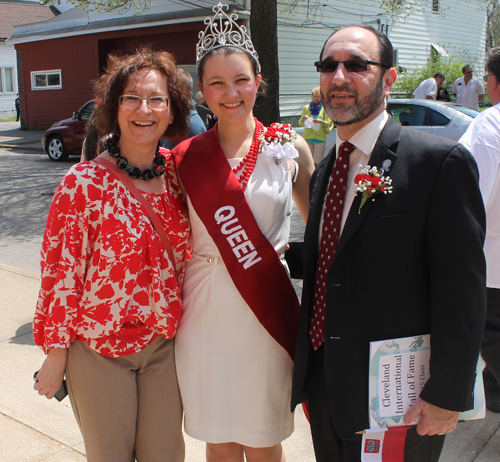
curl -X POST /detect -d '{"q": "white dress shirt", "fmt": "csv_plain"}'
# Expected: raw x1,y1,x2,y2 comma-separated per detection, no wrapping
452,76,485,111
413,78,437,100
460,103,500,288
319,110,389,242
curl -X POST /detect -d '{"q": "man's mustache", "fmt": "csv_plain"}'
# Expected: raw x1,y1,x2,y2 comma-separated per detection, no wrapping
325,86,358,98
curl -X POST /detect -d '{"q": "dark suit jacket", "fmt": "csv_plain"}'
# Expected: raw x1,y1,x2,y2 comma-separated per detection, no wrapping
290,116,487,440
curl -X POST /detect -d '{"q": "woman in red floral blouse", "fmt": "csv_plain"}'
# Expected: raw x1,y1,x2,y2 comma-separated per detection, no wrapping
33,49,192,462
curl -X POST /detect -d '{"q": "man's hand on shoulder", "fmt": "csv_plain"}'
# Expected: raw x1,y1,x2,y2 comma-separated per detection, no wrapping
403,397,460,436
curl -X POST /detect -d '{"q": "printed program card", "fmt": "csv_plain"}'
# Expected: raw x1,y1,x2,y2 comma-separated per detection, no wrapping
369,334,485,428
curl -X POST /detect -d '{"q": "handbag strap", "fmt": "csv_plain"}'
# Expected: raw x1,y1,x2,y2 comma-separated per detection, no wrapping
93,156,178,281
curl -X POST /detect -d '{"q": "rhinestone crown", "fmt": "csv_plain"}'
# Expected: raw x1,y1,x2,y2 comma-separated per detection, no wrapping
196,2,261,73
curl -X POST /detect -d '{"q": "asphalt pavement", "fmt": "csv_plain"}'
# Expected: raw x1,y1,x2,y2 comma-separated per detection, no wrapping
0,122,499,461
0,121,45,153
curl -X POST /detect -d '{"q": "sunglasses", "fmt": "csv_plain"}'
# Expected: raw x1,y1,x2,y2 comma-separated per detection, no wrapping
314,59,388,74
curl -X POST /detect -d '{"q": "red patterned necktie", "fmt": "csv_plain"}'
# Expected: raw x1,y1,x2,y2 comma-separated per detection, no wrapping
310,141,355,350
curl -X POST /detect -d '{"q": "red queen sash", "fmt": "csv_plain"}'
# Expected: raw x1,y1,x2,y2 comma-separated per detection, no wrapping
173,129,300,360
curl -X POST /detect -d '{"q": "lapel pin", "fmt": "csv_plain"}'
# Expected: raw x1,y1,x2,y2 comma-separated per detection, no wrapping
382,159,392,172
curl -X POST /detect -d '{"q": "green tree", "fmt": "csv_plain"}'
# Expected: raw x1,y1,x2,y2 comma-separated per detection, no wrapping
251,0,279,125
487,0,500,50
392,57,471,100
46,0,150,13
282,0,447,25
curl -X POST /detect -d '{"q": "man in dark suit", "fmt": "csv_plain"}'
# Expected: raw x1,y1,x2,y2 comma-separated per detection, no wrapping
289,24,486,462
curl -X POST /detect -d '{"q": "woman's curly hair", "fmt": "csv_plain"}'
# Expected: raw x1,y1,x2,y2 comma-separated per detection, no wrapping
92,47,191,143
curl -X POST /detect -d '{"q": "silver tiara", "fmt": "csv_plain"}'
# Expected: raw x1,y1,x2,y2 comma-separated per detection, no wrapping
196,2,261,73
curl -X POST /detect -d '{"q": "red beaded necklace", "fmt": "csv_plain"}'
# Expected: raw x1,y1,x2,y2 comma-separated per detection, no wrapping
214,117,264,191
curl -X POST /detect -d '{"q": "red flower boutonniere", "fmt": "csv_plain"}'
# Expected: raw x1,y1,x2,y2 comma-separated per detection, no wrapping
354,165,393,214
262,123,297,145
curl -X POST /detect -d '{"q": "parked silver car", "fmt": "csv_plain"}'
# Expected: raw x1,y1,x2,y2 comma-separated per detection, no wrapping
295,99,478,152
387,99,478,142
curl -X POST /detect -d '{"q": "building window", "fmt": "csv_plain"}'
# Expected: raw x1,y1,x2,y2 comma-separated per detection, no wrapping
31,70,62,90
4,67,14,92
432,0,439,12
431,44,448,63
0,67,15,93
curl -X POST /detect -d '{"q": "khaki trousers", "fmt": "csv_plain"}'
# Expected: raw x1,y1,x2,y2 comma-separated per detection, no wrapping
66,336,184,462
306,141,327,164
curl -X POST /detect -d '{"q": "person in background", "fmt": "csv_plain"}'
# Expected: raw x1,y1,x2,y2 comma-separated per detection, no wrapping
194,90,215,129
288,24,485,462
160,68,206,149
15,93,20,122
299,86,334,164
81,111,105,161
33,48,192,462
459,47,500,415
413,72,445,100
453,64,485,110
172,4,314,462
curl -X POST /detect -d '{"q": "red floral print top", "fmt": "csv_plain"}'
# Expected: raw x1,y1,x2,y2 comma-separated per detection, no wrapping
33,153,191,357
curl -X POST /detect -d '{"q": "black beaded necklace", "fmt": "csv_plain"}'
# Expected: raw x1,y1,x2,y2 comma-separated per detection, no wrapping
105,135,166,181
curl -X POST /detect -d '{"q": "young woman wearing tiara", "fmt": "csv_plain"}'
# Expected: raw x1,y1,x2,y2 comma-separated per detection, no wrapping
172,4,314,462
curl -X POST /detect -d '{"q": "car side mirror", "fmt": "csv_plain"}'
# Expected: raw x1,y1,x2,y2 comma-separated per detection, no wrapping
73,111,80,120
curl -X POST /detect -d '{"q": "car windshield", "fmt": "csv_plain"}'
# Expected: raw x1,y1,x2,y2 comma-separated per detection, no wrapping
80,101,95,119
443,104,478,118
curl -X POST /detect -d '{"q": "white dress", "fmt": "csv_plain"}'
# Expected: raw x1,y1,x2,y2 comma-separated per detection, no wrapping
175,152,296,447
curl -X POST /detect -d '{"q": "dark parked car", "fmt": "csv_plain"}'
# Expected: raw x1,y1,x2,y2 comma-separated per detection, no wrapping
42,100,95,161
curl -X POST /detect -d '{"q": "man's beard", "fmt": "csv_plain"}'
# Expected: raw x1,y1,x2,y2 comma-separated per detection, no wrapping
321,76,384,126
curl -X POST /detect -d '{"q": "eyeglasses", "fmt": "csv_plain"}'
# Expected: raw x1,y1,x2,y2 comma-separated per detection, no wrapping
484,74,493,82
119,95,169,110
314,59,388,74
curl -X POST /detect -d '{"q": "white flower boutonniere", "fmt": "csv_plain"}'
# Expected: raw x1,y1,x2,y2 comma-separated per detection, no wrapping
260,123,299,164
354,165,393,214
